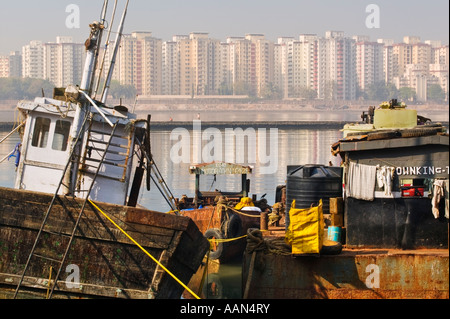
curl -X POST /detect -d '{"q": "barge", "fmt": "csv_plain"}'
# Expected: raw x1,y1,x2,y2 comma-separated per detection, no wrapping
179,162,263,263
0,0,209,299
242,100,449,299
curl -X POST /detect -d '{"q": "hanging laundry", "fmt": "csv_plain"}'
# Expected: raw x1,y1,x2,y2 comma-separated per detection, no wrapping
7,143,21,168
347,162,377,201
432,179,448,219
445,180,449,219
376,165,395,196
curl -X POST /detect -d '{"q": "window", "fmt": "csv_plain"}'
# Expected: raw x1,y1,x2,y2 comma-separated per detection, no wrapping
52,120,71,151
31,117,50,148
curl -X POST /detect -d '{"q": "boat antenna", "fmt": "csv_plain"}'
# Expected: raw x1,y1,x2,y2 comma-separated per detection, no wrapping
88,0,109,96
101,0,129,104
93,0,118,99
79,1,108,96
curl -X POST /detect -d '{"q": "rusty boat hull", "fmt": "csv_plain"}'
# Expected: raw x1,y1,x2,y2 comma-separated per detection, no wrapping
242,246,448,299
0,187,209,299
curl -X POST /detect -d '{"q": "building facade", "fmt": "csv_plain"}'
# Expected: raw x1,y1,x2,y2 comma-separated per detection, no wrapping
8,31,448,102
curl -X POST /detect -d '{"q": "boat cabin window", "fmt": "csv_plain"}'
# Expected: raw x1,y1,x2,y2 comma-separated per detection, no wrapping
31,117,51,148
52,120,71,151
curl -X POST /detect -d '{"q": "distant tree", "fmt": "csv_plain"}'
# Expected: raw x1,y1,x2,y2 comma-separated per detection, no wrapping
233,81,254,97
108,80,137,99
323,80,337,100
366,81,399,101
261,83,281,100
427,84,445,102
398,87,416,102
0,78,54,100
218,82,233,95
292,86,317,99
356,86,368,100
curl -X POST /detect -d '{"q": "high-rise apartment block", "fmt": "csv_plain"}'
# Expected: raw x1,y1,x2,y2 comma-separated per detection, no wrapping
113,32,162,96
43,37,85,88
22,41,45,80
315,31,356,100
0,51,22,78
21,38,85,87
11,31,449,101
356,41,384,90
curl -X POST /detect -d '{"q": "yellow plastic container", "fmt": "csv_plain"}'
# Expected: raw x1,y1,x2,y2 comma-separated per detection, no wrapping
374,109,417,129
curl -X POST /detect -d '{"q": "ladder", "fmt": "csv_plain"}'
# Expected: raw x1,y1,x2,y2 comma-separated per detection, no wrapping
79,122,132,183
13,119,119,299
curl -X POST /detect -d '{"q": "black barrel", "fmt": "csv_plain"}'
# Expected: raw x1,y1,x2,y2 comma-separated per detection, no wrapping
285,165,343,228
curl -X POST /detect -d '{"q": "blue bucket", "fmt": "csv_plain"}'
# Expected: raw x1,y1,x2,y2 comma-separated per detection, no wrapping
327,226,341,242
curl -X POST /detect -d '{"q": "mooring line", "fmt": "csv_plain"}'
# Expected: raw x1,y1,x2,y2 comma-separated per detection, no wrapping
88,200,201,299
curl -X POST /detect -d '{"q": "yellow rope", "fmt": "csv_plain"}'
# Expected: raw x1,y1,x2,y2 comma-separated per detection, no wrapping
208,234,248,244
88,200,201,300
207,230,271,245
216,203,262,218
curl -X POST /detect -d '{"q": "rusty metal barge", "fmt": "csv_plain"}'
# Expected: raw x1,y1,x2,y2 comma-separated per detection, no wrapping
242,100,449,299
0,0,209,299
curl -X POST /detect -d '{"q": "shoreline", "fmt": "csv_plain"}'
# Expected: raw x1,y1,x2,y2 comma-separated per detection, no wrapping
2,120,448,130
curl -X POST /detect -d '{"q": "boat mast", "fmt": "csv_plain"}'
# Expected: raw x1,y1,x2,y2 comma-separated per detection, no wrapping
79,0,108,96
101,0,129,104
64,1,109,195
93,0,119,99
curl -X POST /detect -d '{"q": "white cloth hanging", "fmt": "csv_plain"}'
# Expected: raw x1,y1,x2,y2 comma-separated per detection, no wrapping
347,162,377,201
432,179,448,219
376,165,395,196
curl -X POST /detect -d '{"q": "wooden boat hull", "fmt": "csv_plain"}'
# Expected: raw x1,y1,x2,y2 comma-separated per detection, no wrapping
0,187,209,299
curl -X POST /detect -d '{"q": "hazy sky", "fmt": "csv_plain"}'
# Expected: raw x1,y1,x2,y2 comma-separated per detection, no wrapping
0,0,448,54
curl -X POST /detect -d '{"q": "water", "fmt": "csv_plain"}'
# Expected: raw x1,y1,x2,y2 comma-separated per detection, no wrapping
0,123,344,213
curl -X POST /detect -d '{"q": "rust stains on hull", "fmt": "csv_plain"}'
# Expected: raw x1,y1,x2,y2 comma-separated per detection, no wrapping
0,187,209,299
242,248,449,299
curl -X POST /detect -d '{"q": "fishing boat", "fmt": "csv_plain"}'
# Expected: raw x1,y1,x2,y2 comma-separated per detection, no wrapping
0,0,209,299
242,100,449,299
177,162,265,263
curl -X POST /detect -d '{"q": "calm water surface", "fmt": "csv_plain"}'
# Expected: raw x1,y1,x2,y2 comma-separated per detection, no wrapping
0,124,343,212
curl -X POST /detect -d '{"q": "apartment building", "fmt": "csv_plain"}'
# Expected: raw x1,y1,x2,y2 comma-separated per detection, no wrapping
274,35,316,99
316,31,356,100
12,31,448,101
174,33,222,96
43,37,85,88
0,55,9,78
115,32,162,96
225,35,274,97
0,51,22,78
22,41,44,79
432,45,449,65
246,34,274,97
218,41,233,95
356,41,384,90
8,51,22,78
21,38,85,87
162,40,179,95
